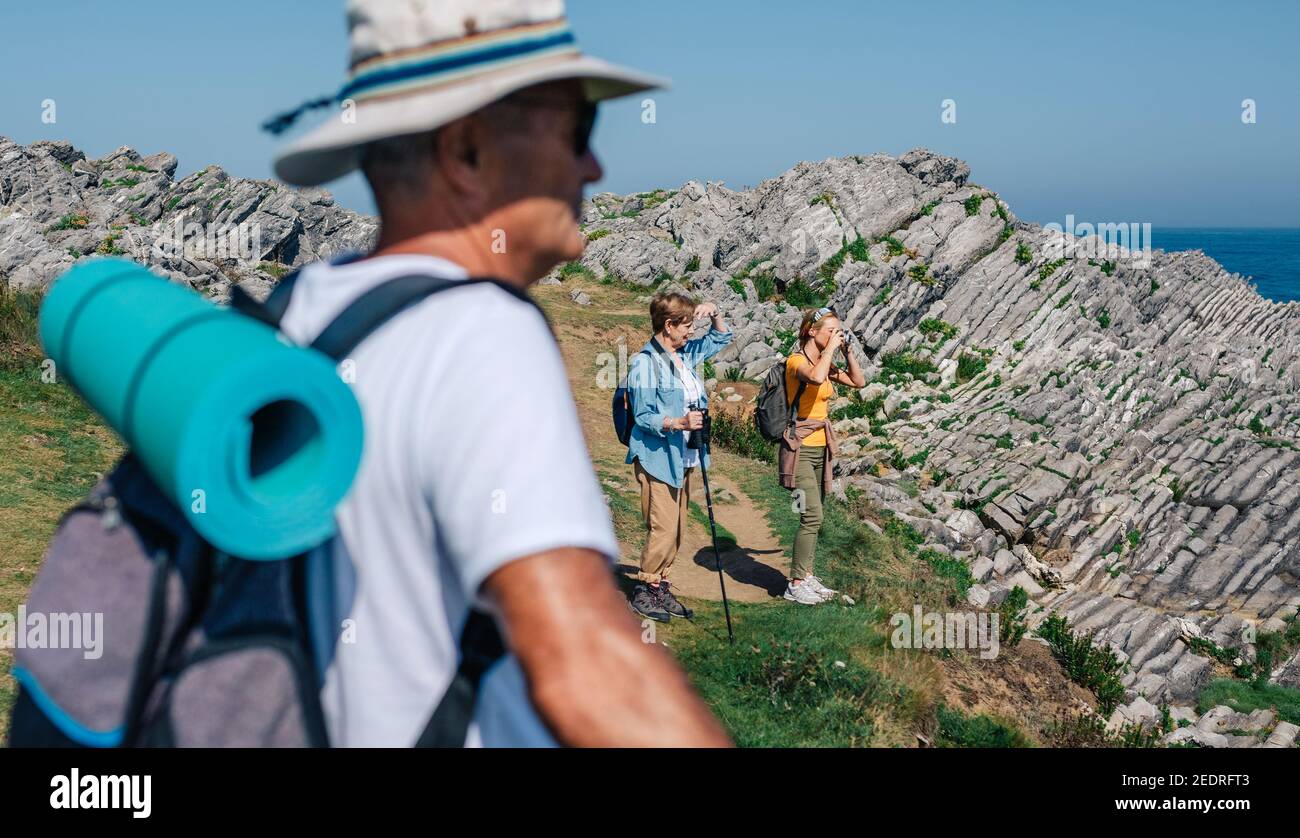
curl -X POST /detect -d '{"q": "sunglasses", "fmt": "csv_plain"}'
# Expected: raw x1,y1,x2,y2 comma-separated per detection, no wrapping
812,307,836,322
497,95,599,156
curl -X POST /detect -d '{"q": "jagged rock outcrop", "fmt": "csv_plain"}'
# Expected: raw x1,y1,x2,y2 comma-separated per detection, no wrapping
560,147,1300,729
0,137,376,300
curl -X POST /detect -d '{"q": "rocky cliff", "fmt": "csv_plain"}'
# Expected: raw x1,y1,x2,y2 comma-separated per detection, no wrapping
561,148,1300,727
3,138,1297,742
0,137,375,299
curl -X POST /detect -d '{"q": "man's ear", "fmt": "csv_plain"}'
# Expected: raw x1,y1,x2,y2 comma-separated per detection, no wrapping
434,116,486,200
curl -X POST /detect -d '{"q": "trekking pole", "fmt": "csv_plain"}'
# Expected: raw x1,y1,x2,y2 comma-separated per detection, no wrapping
691,408,734,644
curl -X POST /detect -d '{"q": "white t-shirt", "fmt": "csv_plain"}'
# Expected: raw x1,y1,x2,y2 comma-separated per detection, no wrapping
278,254,619,747
678,359,703,469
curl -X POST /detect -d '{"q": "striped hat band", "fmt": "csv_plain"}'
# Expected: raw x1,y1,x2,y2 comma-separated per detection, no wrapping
340,17,579,104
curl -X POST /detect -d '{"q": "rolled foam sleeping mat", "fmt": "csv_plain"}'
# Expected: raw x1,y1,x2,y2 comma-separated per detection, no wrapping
39,258,363,560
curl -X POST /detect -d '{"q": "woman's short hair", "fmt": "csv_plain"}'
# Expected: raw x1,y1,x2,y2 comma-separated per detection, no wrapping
798,306,838,341
650,291,698,333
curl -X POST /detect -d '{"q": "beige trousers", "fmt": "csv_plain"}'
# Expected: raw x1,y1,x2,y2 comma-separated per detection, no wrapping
633,458,695,585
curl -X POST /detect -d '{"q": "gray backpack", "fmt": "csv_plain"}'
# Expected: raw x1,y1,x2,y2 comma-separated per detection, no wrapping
6,272,518,748
754,357,808,442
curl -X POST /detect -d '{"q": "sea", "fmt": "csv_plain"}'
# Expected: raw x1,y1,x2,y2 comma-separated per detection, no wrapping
1154,227,1300,304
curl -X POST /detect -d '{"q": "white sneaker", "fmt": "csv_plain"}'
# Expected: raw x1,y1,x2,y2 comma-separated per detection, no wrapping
783,579,824,605
804,575,839,601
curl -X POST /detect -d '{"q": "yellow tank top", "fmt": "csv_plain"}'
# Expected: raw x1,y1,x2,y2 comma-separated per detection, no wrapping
784,353,833,447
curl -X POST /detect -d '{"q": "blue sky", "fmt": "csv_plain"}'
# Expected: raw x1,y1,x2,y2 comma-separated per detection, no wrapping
1,0,1297,226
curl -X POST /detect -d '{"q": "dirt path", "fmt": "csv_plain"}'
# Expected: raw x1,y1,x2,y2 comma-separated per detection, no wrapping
615,470,789,603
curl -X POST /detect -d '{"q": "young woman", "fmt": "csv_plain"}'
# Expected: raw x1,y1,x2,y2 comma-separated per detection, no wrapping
780,307,866,605
625,291,733,622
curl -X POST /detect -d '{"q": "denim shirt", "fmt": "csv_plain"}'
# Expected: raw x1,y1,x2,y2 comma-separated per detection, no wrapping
625,328,734,488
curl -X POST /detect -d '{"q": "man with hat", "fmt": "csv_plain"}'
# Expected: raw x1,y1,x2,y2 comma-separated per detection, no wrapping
269,0,729,747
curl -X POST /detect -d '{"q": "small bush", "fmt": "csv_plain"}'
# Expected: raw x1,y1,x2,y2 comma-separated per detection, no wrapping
752,272,777,302
585,228,611,242
1037,613,1127,716
956,353,987,383
783,277,826,308
709,410,774,463
963,195,983,216
47,213,89,232
999,586,1029,646
917,318,958,342
1014,243,1032,265
685,254,700,273
936,706,1029,748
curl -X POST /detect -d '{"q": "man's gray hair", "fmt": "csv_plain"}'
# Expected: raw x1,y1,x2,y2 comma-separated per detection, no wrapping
359,97,538,208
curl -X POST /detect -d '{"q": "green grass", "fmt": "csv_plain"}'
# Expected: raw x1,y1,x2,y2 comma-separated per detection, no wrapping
0,290,123,732
661,456,980,746
1196,679,1300,725
936,705,1030,747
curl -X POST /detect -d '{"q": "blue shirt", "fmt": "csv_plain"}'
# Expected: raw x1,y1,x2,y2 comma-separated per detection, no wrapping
624,328,734,488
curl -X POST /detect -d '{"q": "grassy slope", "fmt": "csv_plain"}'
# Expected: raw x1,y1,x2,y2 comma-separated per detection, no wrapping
0,287,123,733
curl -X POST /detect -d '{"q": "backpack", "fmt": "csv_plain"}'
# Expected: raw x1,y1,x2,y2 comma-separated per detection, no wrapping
612,338,676,447
7,271,521,749
754,355,808,442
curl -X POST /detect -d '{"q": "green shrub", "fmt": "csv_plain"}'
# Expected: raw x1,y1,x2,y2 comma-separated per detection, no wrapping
920,201,938,216
783,277,825,308
685,254,700,273
963,195,983,216
709,410,773,463
999,586,1029,646
752,272,777,302
559,261,595,281
1014,243,1032,265
1037,613,1127,715
872,284,892,305
879,351,937,379
46,213,89,232
956,353,986,383
878,235,905,257
585,228,611,242
727,277,748,301
936,706,1030,748
917,318,958,342
1037,258,1066,282
0,286,44,370
1097,309,1111,329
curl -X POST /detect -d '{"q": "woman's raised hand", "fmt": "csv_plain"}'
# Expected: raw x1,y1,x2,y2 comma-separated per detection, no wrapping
694,302,718,320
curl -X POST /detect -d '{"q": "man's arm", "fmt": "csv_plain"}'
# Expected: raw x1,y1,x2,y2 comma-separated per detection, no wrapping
482,547,733,747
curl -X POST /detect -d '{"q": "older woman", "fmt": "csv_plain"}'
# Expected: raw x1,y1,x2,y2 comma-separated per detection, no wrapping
625,291,732,622
780,306,866,605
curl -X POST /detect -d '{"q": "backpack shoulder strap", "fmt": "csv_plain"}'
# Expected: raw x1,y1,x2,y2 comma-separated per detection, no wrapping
238,267,524,746
414,610,507,747
310,274,532,361
787,354,809,422
229,268,304,328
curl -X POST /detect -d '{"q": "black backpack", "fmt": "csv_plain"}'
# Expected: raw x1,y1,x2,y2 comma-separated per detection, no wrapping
7,271,522,748
754,355,808,442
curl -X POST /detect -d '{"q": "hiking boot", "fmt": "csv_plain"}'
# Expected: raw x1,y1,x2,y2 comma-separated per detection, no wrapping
782,579,823,605
659,581,693,619
631,584,671,622
804,575,839,602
